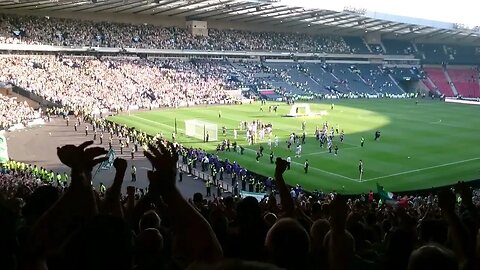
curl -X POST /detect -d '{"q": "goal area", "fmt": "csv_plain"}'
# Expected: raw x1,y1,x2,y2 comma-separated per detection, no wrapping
184,119,218,142
286,103,312,117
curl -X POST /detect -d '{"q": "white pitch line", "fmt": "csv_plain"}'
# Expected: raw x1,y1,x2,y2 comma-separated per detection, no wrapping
243,148,358,181
130,114,183,131
303,146,361,156
363,157,480,182
290,159,359,181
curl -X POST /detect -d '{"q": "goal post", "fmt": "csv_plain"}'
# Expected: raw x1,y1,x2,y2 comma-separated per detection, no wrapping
287,103,312,117
184,119,218,142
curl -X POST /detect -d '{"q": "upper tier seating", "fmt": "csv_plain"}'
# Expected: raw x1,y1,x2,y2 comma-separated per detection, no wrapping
0,13,351,54
383,39,414,55
343,36,370,54
444,45,480,65
417,43,448,64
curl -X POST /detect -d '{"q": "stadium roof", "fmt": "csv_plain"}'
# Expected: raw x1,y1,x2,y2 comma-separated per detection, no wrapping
1,0,479,45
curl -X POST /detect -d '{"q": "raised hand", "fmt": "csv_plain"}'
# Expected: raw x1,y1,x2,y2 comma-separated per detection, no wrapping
101,158,127,217
275,157,288,177
144,141,178,195
113,157,128,172
109,158,127,191
455,181,473,206
330,195,348,230
438,189,456,213
57,141,107,172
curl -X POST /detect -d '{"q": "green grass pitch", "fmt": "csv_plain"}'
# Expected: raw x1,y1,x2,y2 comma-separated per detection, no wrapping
109,99,480,194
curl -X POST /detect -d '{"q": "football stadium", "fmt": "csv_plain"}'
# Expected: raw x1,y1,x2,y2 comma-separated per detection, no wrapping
0,1,479,269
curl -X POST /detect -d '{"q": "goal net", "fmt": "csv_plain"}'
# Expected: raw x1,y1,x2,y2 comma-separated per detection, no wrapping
184,119,218,142
287,103,312,117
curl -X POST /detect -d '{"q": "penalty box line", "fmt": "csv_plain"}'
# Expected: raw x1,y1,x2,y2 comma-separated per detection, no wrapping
133,114,361,182
362,157,480,182
303,145,361,156
243,148,359,182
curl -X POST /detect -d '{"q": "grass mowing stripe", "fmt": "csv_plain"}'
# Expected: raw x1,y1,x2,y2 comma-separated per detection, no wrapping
129,114,178,131
109,99,480,193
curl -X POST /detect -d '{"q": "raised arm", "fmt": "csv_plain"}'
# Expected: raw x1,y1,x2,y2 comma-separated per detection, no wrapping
30,141,107,254
144,141,223,263
274,158,294,217
438,189,476,270
100,158,126,217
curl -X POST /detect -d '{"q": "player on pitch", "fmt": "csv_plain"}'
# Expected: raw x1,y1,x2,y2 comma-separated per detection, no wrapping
359,160,364,181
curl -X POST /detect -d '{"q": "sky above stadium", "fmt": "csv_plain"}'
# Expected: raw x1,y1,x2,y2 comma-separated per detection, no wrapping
281,0,480,27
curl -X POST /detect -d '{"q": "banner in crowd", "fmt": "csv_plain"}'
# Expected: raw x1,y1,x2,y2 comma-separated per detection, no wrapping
0,134,9,163
99,149,116,170
376,183,397,205
240,190,267,202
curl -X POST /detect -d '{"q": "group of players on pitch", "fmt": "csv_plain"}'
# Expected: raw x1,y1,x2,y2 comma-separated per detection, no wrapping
245,118,381,181
215,108,382,181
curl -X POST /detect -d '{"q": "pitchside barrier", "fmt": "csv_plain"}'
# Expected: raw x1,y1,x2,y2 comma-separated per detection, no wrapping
445,97,480,105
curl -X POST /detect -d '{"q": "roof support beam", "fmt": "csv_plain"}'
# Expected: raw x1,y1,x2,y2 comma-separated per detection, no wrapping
330,17,370,28
233,7,298,23
455,32,474,41
205,4,269,20
70,1,123,12
400,27,435,38
153,0,211,15
2,2,58,10
437,31,463,41
184,2,247,19
271,10,337,26
284,13,356,29
112,2,153,13
339,21,389,35
210,5,273,21
0,1,52,9
168,0,233,17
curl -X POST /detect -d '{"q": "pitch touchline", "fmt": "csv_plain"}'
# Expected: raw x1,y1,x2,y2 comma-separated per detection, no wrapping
363,157,480,182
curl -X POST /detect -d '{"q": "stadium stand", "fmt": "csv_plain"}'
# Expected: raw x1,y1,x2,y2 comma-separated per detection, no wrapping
0,56,235,110
0,95,39,129
423,67,455,96
355,64,404,94
444,45,480,65
447,67,480,97
382,39,415,55
1,6,480,270
417,43,448,64
343,36,371,54
0,13,351,53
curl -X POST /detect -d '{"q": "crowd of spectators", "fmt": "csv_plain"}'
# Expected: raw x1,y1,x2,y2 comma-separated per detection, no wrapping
0,13,350,53
0,55,235,111
0,138,479,270
0,95,39,129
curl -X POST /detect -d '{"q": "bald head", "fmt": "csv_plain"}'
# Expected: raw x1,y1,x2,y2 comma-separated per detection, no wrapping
408,244,458,270
265,218,310,270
